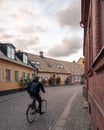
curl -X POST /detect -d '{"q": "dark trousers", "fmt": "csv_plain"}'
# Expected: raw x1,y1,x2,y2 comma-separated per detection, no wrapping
34,94,42,113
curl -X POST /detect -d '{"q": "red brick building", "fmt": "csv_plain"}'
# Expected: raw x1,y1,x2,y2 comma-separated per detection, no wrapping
81,0,104,130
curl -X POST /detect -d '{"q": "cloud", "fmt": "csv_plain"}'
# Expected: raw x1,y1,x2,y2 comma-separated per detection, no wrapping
18,25,48,35
13,37,40,51
47,36,82,58
57,0,81,29
0,33,14,39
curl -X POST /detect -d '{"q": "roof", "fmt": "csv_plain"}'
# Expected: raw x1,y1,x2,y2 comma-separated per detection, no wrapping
0,50,34,69
28,53,84,75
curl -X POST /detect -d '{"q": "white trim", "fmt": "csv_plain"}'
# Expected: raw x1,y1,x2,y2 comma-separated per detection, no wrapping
14,70,19,82
5,68,12,82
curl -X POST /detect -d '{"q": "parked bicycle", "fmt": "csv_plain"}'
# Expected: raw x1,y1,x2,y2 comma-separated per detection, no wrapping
26,96,47,123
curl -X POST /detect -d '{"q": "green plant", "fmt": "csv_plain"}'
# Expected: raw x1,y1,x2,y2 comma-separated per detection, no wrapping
48,77,54,86
65,77,70,85
87,126,91,130
56,77,61,85
41,78,47,85
19,77,29,88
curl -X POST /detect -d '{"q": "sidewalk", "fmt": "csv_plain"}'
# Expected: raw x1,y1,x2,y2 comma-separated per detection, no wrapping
64,90,89,130
51,87,89,130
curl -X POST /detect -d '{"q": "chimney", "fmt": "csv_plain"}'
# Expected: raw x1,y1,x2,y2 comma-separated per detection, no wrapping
40,51,44,58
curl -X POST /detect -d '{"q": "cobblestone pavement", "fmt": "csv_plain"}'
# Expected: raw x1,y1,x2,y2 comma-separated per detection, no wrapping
0,85,82,130
63,89,89,130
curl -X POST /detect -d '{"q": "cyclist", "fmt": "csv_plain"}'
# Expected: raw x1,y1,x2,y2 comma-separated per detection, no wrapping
29,76,46,115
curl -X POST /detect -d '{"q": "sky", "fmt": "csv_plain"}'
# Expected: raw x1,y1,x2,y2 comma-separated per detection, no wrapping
0,0,83,62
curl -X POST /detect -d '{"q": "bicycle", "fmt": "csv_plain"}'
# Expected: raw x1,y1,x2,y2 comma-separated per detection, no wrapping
26,96,47,123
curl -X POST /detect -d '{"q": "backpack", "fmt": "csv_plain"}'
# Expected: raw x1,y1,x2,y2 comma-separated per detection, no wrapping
27,82,38,95
27,82,32,95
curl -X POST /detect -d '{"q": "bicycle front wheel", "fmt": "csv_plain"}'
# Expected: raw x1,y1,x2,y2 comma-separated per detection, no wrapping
26,105,36,123
41,99,47,113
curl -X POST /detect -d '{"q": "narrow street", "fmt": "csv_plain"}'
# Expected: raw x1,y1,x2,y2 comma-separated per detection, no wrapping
0,85,82,130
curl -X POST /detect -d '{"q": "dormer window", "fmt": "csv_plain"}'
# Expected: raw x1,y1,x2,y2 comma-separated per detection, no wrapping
16,51,28,64
23,54,28,64
47,63,52,67
7,46,15,59
57,64,64,69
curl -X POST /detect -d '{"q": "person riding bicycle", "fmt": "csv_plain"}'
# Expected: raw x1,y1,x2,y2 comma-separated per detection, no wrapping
29,76,46,115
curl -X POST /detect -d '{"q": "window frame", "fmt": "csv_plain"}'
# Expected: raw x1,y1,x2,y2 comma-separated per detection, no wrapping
5,68,11,82
14,70,19,82
22,72,26,78
7,46,15,59
23,54,28,64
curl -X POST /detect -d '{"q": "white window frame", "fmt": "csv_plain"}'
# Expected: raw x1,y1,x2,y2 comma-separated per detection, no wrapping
5,68,11,82
23,54,27,64
22,72,26,78
14,70,19,82
7,46,15,59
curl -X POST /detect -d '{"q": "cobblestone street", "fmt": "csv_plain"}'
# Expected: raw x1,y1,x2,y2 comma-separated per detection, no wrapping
0,85,89,130
0,85,78,130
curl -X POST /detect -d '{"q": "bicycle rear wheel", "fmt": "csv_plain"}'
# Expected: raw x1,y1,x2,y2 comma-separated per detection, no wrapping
41,99,47,113
26,104,37,123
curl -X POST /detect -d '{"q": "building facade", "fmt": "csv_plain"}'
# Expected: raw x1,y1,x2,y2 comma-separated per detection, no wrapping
0,43,84,95
0,43,36,95
81,0,104,130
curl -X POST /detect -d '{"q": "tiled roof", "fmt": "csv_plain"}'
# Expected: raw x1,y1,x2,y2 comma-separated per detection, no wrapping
0,50,34,69
28,53,84,75
61,61,84,75
0,48,84,75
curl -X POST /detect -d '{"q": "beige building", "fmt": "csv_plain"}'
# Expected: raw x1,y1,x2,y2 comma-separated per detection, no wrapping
28,52,84,85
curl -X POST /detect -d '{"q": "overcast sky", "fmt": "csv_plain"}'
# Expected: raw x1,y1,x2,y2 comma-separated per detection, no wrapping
0,0,83,62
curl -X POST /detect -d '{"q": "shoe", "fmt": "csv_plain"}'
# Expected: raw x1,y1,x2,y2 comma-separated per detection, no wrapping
39,112,44,115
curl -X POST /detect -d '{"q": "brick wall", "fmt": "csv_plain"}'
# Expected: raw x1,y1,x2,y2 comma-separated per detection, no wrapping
82,0,104,130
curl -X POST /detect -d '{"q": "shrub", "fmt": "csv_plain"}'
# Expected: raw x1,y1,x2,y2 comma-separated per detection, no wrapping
19,77,31,88
41,78,47,86
56,77,61,85
65,77,70,85
48,77,54,86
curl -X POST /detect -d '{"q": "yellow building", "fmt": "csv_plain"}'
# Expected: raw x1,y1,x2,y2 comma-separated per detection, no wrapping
0,43,36,95
0,43,84,96
77,57,84,66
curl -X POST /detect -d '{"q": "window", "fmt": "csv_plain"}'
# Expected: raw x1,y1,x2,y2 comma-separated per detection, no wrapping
75,75,80,82
7,46,15,59
0,68,2,81
22,72,26,78
47,63,52,67
14,70,19,82
5,69,11,82
27,73,30,79
23,54,28,64
32,73,35,80
57,64,64,69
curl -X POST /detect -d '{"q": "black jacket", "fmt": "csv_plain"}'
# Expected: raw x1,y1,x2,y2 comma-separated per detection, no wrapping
31,81,45,94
